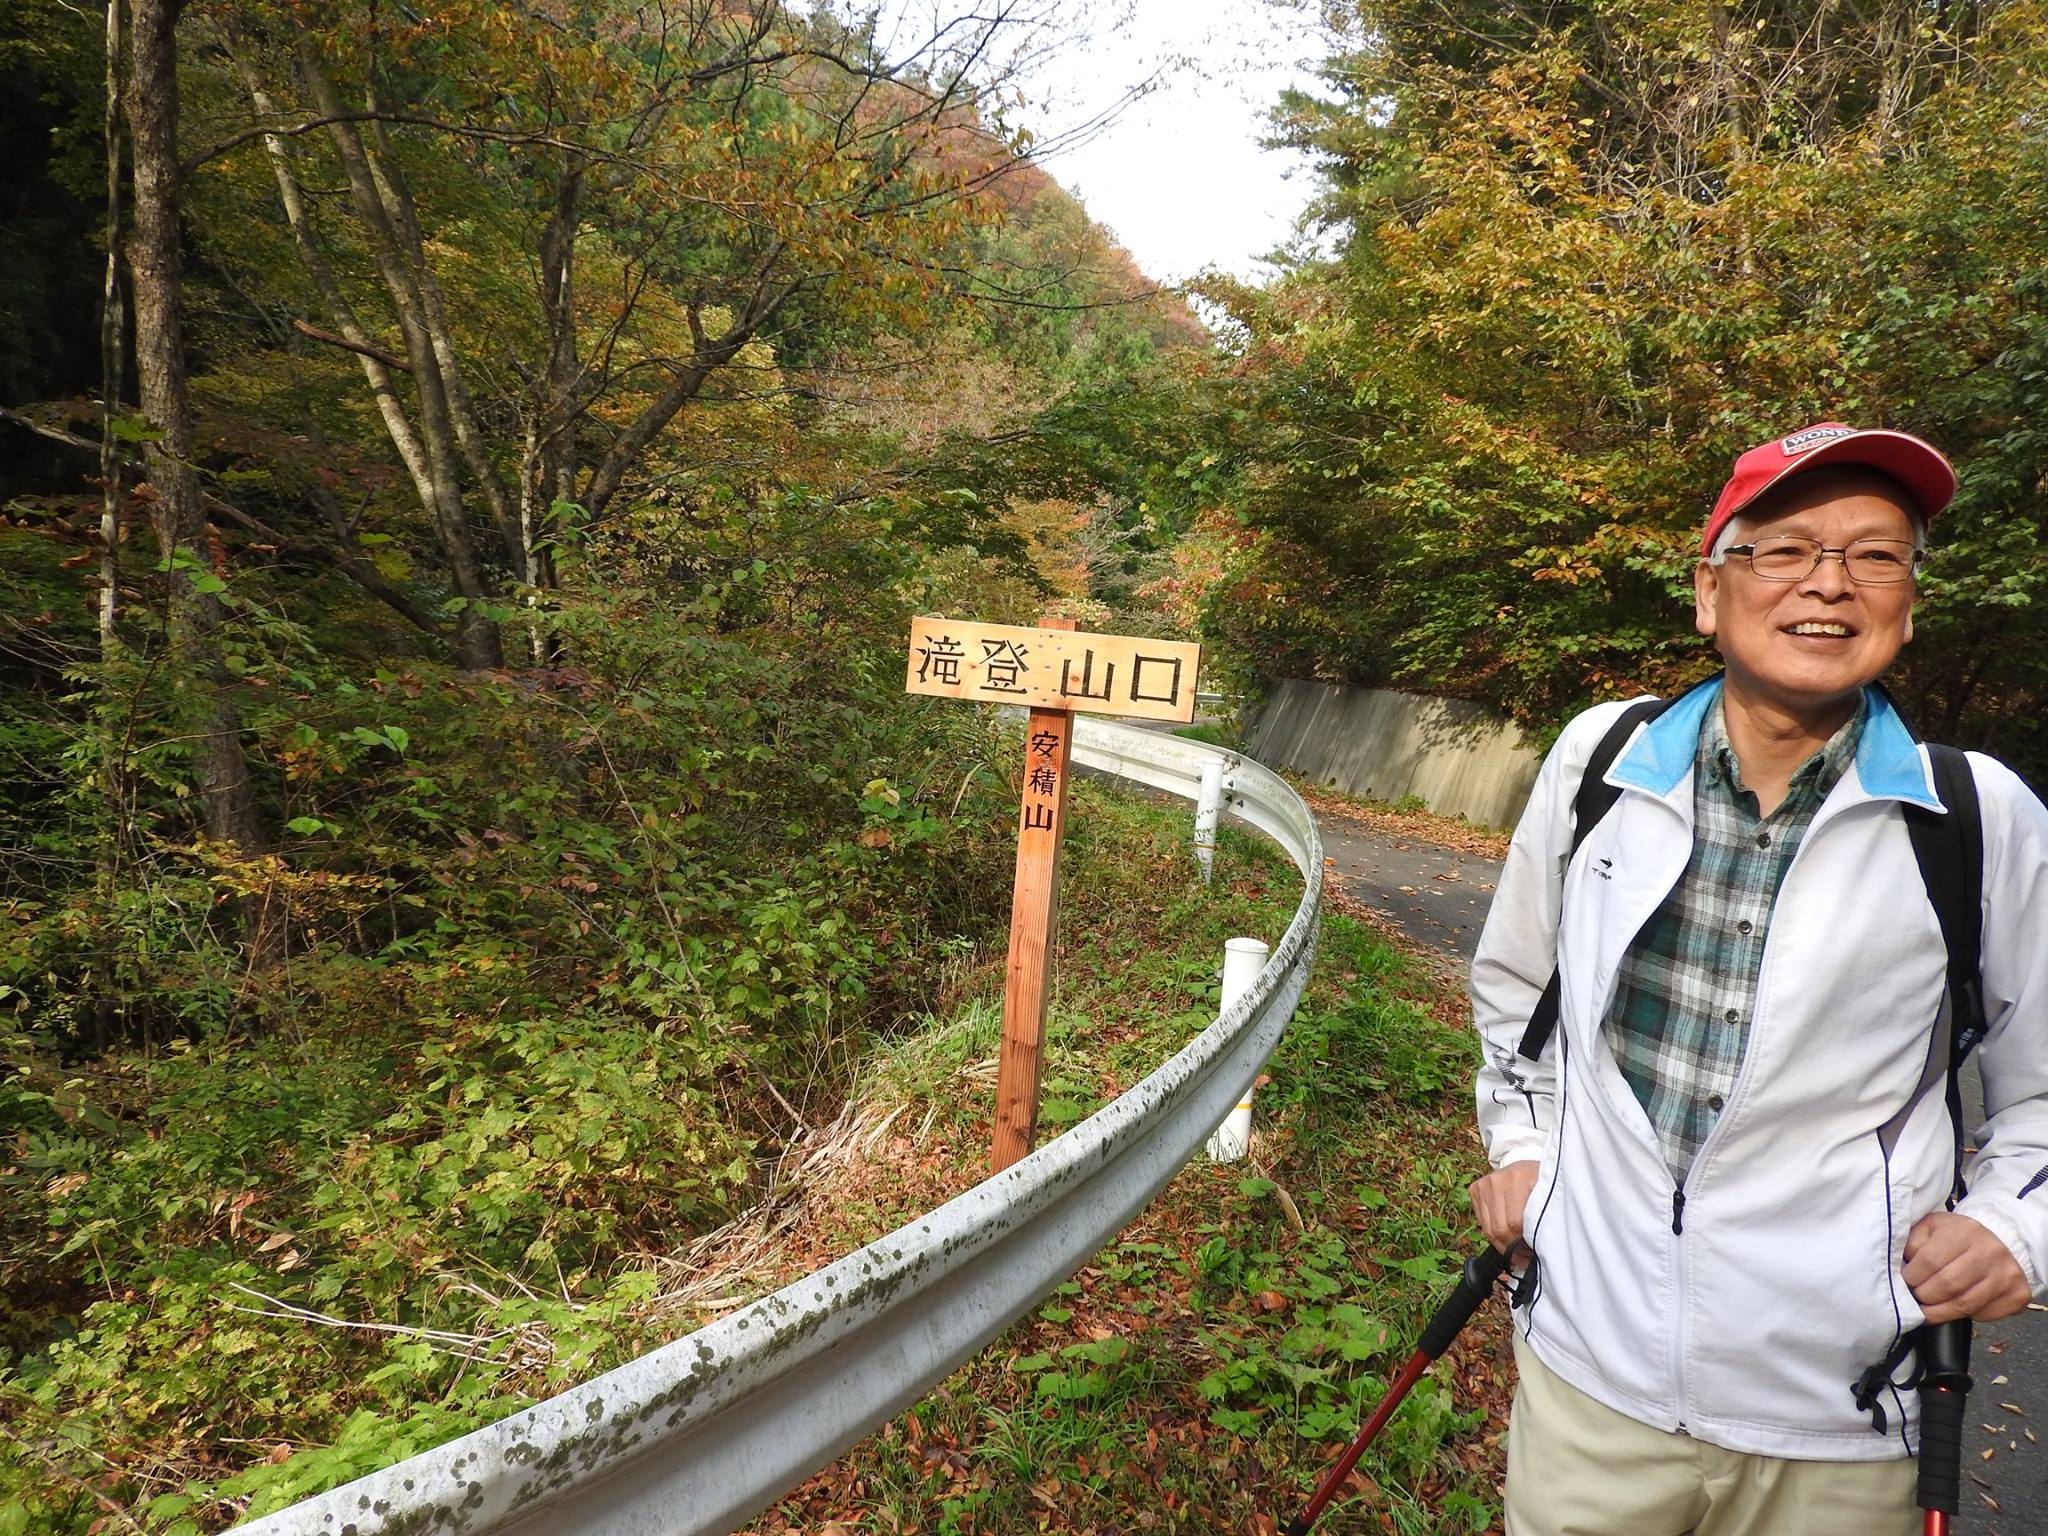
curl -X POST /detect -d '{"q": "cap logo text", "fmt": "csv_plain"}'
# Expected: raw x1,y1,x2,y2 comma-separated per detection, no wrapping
1781,426,1855,455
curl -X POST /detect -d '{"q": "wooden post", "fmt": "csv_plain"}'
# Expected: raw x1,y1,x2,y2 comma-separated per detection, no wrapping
991,617,1076,1171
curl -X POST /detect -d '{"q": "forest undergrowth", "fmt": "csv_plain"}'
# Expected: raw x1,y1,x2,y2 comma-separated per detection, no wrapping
0,772,1504,1534
4,771,1508,1533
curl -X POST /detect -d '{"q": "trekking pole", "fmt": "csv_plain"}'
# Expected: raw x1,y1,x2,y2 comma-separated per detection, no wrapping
1283,1243,1515,1536
1914,1319,1972,1536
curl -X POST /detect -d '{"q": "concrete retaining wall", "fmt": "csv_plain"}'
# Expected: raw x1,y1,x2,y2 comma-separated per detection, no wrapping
1243,679,1544,831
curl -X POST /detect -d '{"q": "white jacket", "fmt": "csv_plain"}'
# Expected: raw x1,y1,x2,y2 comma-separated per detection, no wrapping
1473,680,2048,1460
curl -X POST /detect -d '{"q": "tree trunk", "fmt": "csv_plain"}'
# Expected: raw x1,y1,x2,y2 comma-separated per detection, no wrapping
522,151,584,634
234,33,503,669
99,0,124,656
128,0,284,975
296,45,502,670
359,75,523,565
126,0,269,860
1707,2,1754,265
95,0,126,1051
1873,0,1917,150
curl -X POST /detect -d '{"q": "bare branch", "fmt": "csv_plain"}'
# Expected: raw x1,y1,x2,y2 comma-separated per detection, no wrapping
183,110,636,176
292,317,411,373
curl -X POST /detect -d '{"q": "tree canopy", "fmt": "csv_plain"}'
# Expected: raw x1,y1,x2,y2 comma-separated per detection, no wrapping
1186,0,2048,771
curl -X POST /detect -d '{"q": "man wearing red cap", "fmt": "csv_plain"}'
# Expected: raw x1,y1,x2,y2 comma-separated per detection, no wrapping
1466,425,2048,1532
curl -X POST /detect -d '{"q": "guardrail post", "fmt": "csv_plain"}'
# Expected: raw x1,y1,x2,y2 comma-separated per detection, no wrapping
1205,936,1271,1162
1193,758,1224,884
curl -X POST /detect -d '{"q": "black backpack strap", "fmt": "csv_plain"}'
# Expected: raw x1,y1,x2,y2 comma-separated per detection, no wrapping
1902,743,1986,1202
1516,697,1670,1062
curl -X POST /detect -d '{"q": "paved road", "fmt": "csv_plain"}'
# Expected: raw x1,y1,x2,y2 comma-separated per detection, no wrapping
1315,814,1499,963
1314,806,2046,1532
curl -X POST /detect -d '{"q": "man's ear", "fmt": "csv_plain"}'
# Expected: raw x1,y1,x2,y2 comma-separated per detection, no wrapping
1694,559,1720,639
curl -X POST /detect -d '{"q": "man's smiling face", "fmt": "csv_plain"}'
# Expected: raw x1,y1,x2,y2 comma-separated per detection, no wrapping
1694,466,1920,721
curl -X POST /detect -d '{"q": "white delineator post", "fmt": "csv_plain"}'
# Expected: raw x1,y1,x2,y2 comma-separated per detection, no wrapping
1193,757,1225,884
1205,936,1272,1162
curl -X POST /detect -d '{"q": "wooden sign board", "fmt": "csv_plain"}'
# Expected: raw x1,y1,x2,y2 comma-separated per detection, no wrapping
906,615,1203,1172
905,618,1199,725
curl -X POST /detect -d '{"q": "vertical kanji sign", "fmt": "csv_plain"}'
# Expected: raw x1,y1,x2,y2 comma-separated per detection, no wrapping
993,621,1076,1171
905,616,1200,1172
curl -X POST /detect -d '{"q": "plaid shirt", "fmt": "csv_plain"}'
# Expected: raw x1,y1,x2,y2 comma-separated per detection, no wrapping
1602,694,1866,1179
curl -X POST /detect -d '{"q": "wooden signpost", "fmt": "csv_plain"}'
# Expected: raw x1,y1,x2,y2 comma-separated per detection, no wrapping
905,616,1201,1171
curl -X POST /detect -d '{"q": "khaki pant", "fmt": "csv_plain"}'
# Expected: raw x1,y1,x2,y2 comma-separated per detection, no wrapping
1504,1335,1917,1536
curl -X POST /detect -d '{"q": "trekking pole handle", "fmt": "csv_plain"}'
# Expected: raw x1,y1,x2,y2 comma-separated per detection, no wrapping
1415,1242,1516,1361
1914,1319,1972,1523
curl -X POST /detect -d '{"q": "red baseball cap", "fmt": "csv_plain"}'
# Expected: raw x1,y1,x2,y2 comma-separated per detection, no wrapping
1701,423,1956,556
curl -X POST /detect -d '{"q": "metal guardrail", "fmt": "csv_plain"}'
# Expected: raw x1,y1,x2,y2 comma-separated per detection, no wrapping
237,718,1322,1536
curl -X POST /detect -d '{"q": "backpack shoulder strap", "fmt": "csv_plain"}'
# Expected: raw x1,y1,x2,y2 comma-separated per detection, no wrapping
1902,742,1985,1201
1515,697,1670,1062
1904,744,1987,1062
1566,698,1669,860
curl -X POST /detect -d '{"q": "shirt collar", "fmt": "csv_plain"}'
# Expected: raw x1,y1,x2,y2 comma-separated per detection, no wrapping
1608,676,1942,809
1700,692,1866,803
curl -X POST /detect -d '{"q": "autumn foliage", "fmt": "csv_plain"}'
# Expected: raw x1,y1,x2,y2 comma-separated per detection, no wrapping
1193,0,2048,771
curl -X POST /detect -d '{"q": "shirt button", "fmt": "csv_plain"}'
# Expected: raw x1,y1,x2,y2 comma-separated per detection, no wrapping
1724,1007,1740,1024
1708,1093,1726,1112
1736,919,1753,935
1755,832,1771,848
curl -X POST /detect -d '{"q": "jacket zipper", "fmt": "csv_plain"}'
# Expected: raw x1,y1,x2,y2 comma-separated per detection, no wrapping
1670,1175,1691,1433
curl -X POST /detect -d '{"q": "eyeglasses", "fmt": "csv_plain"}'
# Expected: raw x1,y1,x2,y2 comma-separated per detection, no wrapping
1721,535,1923,584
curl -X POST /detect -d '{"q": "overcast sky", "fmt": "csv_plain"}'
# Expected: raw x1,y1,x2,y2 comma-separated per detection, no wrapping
874,0,1333,287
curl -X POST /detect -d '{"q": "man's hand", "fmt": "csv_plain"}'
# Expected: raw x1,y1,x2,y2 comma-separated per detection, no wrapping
1904,1211,2033,1324
1468,1160,1542,1253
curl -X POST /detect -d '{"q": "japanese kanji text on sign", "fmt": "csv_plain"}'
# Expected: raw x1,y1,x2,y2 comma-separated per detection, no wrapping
905,618,1200,724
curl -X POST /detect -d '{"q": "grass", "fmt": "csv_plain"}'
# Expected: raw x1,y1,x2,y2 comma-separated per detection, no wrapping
737,779,1508,1536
